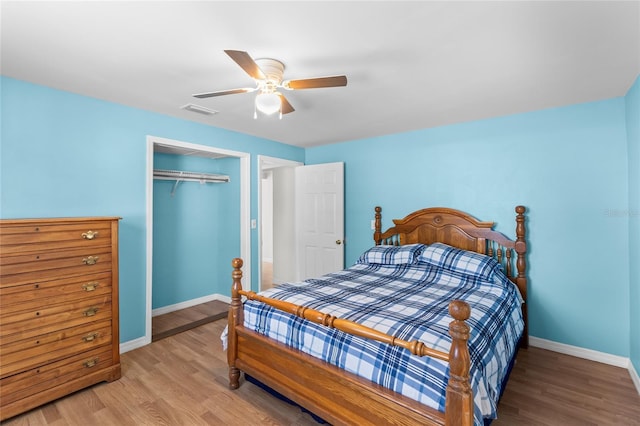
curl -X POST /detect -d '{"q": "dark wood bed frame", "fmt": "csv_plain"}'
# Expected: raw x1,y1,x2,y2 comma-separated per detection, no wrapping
227,206,527,426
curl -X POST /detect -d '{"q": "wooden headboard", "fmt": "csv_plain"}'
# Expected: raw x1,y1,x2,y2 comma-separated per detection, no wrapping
374,205,528,347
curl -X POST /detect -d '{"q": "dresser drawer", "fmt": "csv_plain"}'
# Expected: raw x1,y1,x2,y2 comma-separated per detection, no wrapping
0,346,113,406
1,320,112,378
0,245,112,273
0,249,113,287
0,295,112,340
0,272,112,312
0,221,112,256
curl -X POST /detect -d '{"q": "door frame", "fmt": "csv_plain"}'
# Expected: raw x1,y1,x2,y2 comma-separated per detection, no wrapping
257,155,303,290
145,135,251,345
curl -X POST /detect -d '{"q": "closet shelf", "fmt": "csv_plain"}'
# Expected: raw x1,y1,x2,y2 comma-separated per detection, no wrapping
153,169,230,183
153,169,230,196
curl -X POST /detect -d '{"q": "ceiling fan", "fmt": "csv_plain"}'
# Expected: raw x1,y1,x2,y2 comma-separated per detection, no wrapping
193,50,348,118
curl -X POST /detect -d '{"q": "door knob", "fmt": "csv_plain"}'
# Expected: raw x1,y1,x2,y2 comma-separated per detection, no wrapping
336,240,342,245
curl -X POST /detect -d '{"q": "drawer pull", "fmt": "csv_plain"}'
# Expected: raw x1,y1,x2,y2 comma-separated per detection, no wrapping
83,307,99,317
82,230,99,240
82,256,99,265
82,332,99,342
82,282,100,292
83,358,99,368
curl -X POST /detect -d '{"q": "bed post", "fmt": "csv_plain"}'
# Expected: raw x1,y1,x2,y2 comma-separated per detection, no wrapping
445,300,473,426
228,258,244,389
374,206,382,245
514,206,528,348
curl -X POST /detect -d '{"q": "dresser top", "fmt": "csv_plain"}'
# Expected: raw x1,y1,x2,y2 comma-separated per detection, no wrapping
0,217,121,225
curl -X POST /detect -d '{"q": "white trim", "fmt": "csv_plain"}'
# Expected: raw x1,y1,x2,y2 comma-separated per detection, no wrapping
214,294,232,304
145,135,250,347
529,336,629,368
146,137,154,343
120,336,149,354
630,360,640,395
151,293,230,317
257,155,303,291
240,154,250,287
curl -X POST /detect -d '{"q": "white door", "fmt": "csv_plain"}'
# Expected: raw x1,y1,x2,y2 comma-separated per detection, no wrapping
295,162,344,280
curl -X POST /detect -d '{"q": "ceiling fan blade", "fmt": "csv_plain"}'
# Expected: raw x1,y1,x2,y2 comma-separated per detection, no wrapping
278,94,295,114
193,88,256,99
284,75,347,90
224,50,266,80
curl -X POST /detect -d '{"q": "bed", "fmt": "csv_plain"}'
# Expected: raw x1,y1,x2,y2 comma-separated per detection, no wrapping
226,205,527,426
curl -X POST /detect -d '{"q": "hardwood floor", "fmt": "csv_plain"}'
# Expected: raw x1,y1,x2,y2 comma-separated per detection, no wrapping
3,317,639,425
493,346,640,425
3,320,319,426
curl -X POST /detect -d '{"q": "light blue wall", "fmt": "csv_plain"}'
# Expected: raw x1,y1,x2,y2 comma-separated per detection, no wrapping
0,76,304,342
152,154,240,308
626,75,640,373
1,75,636,360
307,99,631,357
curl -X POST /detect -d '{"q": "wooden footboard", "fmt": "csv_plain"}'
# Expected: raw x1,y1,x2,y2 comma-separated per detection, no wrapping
228,258,473,426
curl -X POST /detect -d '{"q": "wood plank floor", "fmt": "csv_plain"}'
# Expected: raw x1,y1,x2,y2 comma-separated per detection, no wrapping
493,346,640,425
4,319,639,425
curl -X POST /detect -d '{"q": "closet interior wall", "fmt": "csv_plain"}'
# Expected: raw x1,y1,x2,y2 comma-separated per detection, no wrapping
152,152,240,313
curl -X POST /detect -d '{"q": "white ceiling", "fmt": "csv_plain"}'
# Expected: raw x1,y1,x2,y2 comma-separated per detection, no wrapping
1,1,639,148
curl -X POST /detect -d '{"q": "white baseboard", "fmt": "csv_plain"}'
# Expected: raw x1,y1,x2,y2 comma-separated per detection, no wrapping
215,294,231,304
530,336,640,395
529,336,628,367
630,360,640,395
151,293,230,317
120,336,150,354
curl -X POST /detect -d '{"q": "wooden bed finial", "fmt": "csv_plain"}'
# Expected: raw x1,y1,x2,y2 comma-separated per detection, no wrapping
374,206,382,245
449,300,471,322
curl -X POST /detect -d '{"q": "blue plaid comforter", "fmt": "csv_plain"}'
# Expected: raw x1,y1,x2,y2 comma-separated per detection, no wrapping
244,259,523,425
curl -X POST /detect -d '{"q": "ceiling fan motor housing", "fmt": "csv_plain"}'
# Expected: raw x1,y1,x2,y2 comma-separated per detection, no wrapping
254,58,285,92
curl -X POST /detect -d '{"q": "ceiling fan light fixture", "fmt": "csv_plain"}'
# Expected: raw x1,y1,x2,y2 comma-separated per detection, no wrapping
255,92,281,115
195,50,346,118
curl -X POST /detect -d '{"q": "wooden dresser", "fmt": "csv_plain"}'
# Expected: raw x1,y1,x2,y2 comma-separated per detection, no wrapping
0,217,121,420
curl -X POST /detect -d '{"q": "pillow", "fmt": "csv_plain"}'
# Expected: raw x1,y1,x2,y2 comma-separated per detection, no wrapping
356,244,427,265
417,242,502,281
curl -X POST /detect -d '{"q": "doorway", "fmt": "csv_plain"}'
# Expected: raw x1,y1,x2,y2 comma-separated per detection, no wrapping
257,158,345,289
258,155,302,291
145,136,250,345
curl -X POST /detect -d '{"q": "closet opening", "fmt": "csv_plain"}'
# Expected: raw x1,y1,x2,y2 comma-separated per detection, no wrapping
145,136,250,345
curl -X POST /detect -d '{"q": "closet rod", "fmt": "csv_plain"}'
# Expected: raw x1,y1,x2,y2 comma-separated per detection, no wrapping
153,169,230,183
